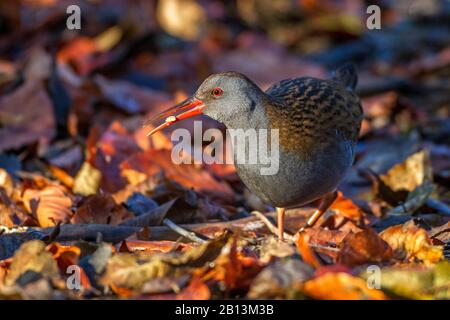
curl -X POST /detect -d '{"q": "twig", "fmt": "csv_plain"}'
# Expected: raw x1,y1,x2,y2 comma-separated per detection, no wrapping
250,211,295,242
163,218,208,244
309,243,340,252
426,198,450,216
42,221,61,244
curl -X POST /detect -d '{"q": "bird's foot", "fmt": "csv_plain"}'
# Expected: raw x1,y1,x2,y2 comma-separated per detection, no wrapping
250,211,294,242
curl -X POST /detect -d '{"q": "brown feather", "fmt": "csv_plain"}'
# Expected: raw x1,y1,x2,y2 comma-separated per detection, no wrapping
264,77,363,153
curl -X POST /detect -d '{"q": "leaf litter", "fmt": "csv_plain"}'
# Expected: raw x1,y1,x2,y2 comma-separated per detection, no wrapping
0,0,449,300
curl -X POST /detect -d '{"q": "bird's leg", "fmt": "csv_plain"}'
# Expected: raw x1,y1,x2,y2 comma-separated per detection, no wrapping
276,207,285,241
299,191,338,232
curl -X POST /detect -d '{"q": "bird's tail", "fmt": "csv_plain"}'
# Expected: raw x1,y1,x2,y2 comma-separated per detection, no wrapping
332,63,358,91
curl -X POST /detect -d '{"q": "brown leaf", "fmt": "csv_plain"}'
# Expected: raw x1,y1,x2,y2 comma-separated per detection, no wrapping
0,80,55,152
329,191,365,223
295,232,322,269
71,193,133,225
380,221,443,265
118,240,193,254
46,242,80,272
337,228,393,267
92,121,142,193
121,149,235,203
247,258,313,299
199,234,262,292
175,276,210,300
22,185,72,227
57,37,109,76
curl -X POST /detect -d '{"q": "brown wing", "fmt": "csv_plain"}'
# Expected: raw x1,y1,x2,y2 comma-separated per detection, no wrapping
265,77,363,151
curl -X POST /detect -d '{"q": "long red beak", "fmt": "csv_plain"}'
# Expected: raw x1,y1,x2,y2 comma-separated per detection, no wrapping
143,96,205,136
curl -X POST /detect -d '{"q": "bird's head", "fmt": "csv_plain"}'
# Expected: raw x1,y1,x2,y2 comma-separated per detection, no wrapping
144,72,265,136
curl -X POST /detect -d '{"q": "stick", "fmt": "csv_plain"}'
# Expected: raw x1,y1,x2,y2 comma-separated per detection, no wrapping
162,218,208,244
250,211,295,242
426,198,450,216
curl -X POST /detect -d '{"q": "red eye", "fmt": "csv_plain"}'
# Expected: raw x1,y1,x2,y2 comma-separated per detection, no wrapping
211,87,223,97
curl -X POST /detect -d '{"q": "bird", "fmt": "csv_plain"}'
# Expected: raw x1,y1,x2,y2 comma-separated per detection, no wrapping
144,64,363,241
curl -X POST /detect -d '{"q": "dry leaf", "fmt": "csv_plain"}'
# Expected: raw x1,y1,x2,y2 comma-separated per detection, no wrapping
295,232,322,269
5,240,59,286
121,149,235,203
380,221,443,265
337,228,393,267
176,276,210,300
360,261,450,299
303,272,388,300
22,185,72,227
71,193,133,225
247,258,313,299
329,191,365,222
0,80,55,152
72,161,101,196
381,150,433,192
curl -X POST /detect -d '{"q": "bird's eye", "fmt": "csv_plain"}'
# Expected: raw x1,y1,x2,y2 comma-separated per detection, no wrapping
211,87,223,97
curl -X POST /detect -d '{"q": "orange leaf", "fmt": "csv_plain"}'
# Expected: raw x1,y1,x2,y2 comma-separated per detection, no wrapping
118,240,193,254
295,232,322,269
23,185,72,227
121,149,235,203
330,191,364,222
303,272,388,300
380,221,443,265
176,276,210,300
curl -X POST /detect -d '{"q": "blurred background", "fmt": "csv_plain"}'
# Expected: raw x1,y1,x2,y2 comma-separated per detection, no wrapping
0,0,449,218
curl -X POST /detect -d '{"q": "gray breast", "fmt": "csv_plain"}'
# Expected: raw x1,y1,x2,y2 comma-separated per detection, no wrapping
233,137,355,208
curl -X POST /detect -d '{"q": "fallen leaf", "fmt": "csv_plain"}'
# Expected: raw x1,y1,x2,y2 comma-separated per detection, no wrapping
200,234,262,292
121,149,235,203
72,161,102,196
247,258,313,299
22,185,72,227
119,240,192,254
175,276,210,300
380,220,443,265
337,228,393,267
0,80,55,152
330,191,365,222
295,232,322,269
101,232,231,292
120,199,175,227
5,240,59,286
72,193,133,225
381,150,433,192
46,242,80,273
57,37,109,76
93,121,142,193
360,261,450,299
303,272,388,300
